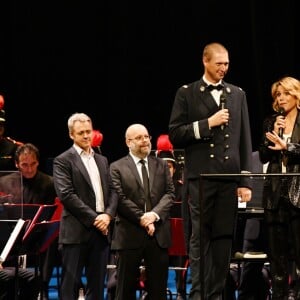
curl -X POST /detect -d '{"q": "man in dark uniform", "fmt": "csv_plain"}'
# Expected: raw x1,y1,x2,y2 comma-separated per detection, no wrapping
169,42,253,300
0,108,22,172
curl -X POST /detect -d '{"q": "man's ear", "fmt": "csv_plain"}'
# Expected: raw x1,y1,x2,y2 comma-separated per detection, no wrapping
69,132,74,140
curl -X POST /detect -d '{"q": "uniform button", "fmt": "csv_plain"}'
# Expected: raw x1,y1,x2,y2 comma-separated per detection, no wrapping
210,143,214,148
225,134,229,138
210,154,214,158
225,144,229,149
224,156,229,160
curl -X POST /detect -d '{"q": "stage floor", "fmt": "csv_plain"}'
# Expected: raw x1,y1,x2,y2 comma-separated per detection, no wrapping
48,267,192,300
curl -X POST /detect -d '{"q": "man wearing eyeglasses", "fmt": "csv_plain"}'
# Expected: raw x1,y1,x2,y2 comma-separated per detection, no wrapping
110,123,175,300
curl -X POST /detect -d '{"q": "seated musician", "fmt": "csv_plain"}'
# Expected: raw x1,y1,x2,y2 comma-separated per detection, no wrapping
0,143,57,300
0,260,40,300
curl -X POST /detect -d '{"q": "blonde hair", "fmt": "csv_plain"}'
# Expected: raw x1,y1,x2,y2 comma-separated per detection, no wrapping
271,76,300,112
202,42,228,61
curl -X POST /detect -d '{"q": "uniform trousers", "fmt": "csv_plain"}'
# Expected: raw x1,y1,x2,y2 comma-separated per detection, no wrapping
187,178,237,300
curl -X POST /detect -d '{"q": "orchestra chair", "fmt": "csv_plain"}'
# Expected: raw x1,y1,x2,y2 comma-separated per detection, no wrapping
230,207,271,298
50,197,63,222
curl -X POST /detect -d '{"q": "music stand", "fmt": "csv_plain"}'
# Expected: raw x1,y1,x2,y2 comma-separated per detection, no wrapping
21,204,57,240
21,219,60,299
1,204,58,299
22,220,60,254
0,219,28,263
20,205,59,298
0,219,30,300
198,172,300,299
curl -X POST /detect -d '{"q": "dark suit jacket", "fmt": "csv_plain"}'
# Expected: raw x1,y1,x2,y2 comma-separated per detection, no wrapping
259,111,300,209
169,78,252,187
110,154,174,250
53,146,118,244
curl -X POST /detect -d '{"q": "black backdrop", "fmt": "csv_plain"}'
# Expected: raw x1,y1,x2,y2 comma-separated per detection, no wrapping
0,1,299,171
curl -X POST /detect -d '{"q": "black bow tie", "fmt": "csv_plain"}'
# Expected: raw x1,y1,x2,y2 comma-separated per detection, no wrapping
207,84,223,91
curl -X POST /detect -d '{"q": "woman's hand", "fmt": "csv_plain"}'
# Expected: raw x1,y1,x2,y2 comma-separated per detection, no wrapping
265,131,287,150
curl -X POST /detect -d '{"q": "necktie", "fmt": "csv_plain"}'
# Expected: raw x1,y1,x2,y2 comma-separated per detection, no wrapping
140,159,151,211
207,84,223,91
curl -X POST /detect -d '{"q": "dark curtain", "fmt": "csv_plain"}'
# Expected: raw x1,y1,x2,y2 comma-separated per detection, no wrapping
0,1,298,167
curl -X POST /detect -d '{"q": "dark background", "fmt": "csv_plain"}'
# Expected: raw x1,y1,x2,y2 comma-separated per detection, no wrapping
0,1,299,171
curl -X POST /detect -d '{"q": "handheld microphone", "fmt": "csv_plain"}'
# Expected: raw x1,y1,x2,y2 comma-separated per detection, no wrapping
278,107,286,138
220,93,226,130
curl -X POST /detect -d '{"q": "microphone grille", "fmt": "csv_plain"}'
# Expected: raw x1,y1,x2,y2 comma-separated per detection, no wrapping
220,93,226,102
278,107,286,116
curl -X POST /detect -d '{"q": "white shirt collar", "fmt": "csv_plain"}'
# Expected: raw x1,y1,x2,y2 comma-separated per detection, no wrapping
73,144,94,157
129,152,148,165
203,76,222,86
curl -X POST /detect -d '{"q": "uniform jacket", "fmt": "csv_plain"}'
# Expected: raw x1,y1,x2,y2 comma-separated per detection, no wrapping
110,154,174,250
53,146,118,244
0,138,18,171
169,78,252,187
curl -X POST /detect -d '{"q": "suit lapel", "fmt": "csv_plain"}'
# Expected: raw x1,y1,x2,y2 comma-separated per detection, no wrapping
291,112,300,142
126,155,143,188
197,80,219,113
222,83,232,109
71,148,93,189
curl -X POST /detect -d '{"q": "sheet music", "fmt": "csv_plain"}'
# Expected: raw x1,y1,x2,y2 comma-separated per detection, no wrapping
0,218,25,263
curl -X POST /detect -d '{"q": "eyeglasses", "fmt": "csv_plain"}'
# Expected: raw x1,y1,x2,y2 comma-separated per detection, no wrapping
128,135,152,142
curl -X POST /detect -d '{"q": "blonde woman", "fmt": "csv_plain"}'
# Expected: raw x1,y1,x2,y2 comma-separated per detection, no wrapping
259,76,300,300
